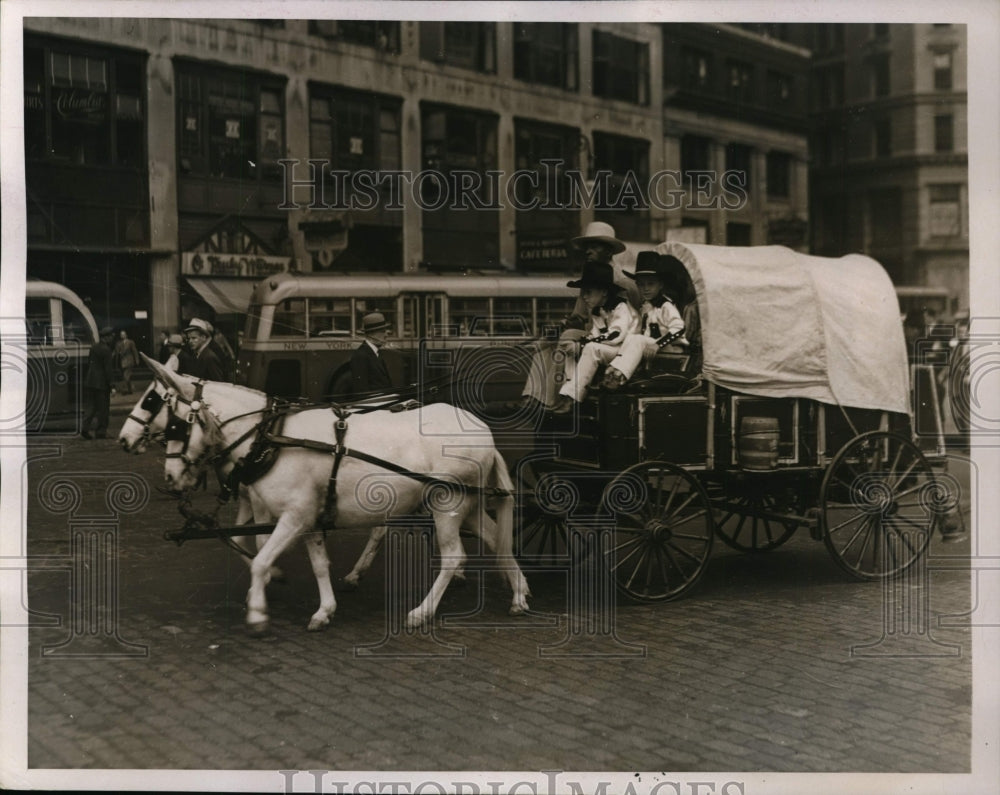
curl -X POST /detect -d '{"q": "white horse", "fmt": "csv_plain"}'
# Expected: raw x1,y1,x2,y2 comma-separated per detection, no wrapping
118,373,391,589
148,358,530,633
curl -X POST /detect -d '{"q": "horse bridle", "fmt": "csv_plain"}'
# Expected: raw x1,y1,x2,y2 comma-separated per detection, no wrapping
125,383,173,447
163,381,268,481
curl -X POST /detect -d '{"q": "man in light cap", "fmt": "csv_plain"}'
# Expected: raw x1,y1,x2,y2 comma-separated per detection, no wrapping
349,311,394,396
181,318,225,381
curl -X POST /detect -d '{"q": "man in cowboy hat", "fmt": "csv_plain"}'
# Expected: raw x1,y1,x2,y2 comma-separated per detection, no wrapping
80,326,116,439
551,259,639,413
180,318,225,381
521,221,636,409
350,311,394,396
602,251,688,390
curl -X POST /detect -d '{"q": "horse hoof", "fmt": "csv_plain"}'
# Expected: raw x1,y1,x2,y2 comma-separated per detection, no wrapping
247,619,270,636
509,603,528,616
338,577,359,592
307,617,330,632
405,611,431,630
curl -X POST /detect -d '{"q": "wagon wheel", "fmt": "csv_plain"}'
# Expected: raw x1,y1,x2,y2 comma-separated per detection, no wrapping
514,463,588,565
713,488,800,553
600,461,714,602
820,431,936,580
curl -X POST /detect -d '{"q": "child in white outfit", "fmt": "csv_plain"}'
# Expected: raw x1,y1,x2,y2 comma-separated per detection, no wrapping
552,261,639,411
604,252,688,389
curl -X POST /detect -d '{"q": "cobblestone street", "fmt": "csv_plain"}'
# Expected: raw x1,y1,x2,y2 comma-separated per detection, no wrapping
17,414,976,781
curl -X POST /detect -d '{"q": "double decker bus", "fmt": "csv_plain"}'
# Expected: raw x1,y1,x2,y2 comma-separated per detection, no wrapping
239,272,579,406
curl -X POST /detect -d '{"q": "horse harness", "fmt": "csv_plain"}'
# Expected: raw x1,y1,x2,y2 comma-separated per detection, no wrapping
164,387,511,537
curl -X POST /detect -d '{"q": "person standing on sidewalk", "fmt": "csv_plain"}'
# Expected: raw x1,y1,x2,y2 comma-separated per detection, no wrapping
114,329,140,395
81,327,116,440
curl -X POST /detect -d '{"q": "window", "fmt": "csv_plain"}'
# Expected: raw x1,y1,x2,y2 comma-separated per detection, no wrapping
309,85,402,202
309,20,401,53
869,188,902,246
176,63,285,181
537,297,578,335
872,54,891,97
929,184,962,237
934,51,953,90
680,135,711,184
514,120,580,269
420,22,496,72
420,104,499,269
766,151,791,199
449,298,490,336
513,23,577,90
593,132,650,241
592,30,649,105
681,47,711,90
766,70,792,104
726,222,752,246
725,143,752,193
24,42,146,168
272,298,307,338
308,298,352,337
874,118,892,157
934,114,953,152
726,59,755,104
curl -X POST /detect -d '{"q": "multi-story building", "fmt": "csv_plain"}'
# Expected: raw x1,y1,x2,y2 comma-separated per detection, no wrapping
809,22,968,314
21,17,811,348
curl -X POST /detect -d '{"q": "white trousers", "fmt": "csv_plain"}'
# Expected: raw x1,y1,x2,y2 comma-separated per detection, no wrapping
609,335,661,380
559,342,621,402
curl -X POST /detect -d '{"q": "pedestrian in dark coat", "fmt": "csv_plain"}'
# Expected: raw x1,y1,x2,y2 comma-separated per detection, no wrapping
81,327,116,439
349,312,394,396
180,318,226,381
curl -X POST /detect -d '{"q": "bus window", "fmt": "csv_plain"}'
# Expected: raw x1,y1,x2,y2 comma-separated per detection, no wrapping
493,299,533,337
309,298,352,337
537,297,578,336
61,300,93,344
272,299,306,338
245,304,262,341
450,298,489,336
355,298,396,336
26,297,50,344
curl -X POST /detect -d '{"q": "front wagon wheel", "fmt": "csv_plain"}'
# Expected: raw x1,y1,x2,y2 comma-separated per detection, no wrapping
600,461,714,602
820,431,936,580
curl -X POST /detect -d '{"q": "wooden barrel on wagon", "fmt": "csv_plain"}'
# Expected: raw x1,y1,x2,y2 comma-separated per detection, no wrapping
738,416,780,470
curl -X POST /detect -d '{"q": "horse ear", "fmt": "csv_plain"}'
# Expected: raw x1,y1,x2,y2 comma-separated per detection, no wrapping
142,353,191,398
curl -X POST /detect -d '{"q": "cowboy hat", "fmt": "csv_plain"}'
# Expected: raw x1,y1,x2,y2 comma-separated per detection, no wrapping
571,221,626,255
567,261,617,291
625,252,688,282
184,318,214,336
361,312,390,334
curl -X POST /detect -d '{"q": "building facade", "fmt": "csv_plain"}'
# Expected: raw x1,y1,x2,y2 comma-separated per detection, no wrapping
808,22,968,313
22,18,812,347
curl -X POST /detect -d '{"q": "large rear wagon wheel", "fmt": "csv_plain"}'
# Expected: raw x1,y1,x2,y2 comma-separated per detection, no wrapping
514,463,588,565
820,431,936,580
600,461,714,602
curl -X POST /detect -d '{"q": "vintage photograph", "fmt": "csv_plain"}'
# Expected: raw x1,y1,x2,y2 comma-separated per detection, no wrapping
1,1,996,793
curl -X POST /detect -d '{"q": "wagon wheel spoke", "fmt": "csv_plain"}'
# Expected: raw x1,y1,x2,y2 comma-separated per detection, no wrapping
602,461,714,603
714,490,798,553
821,431,934,580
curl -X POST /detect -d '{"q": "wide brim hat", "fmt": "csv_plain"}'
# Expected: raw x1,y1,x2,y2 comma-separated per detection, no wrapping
571,221,626,255
361,312,390,334
567,261,617,291
167,333,184,348
184,318,214,336
625,250,665,280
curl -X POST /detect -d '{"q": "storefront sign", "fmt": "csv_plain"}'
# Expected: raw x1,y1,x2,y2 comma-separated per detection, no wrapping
517,236,570,267
182,252,291,278
53,89,107,122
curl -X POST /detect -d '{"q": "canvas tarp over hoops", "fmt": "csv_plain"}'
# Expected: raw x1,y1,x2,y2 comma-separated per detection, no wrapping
655,243,910,415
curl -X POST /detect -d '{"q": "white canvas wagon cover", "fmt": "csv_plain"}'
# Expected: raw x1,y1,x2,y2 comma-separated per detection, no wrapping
656,243,909,414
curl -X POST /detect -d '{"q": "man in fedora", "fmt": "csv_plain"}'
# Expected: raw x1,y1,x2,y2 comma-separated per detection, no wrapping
180,318,225,381
81,326,116,439
350,311,394,396
521,221,635,409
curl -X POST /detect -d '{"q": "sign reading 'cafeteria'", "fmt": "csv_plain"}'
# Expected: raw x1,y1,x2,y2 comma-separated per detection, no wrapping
182,252,291,278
